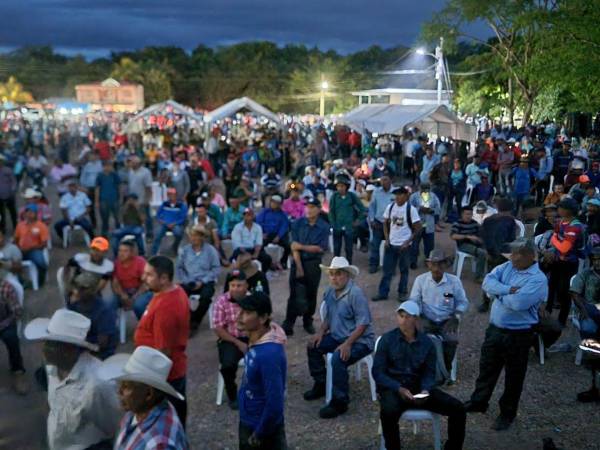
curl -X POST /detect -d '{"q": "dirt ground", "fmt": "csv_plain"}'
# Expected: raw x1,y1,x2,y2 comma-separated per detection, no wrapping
1,193,599,450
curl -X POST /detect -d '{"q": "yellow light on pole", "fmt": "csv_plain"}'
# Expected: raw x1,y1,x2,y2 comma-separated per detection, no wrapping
319,74,329,117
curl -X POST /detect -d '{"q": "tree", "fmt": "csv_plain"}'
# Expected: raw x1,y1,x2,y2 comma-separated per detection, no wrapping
0,76,34,103
111,57,174,105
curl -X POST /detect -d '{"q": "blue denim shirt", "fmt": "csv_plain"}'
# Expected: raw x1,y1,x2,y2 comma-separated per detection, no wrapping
368,186,395,222
291,217,329,261
175,242,221,284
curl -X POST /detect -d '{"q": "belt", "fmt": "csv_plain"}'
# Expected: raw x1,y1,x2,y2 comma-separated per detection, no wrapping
489,324,533,334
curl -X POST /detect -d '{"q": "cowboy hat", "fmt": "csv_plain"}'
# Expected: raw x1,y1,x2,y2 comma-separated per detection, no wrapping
23,188,42,199
98,346,184,400
320,256,359,278
24,309,99,351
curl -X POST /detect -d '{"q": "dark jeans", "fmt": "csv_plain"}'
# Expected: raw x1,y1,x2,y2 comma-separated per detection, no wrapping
98,200,120,236
142,204,154,238
112,226,145,256
239,422,287,450
411,232,434,265
151,224,184,255
547,259,579,326
332,228,354,264
447,187,465,217
469,325,533,419
85,189,97,229
168,377,187,428
432,186,447,215
54,218,94,241
0,322,24,372
231,247,272,273
579,302,600,338
513,192,528,216
421,318,458,371
354,220,369,248
0,197,17,233
307,334,371,404
380,388,465,450
218,337,249,401
284,259,321,327
369,221,385,269
378,244,411,297
23,249,48,287
182,281,215,328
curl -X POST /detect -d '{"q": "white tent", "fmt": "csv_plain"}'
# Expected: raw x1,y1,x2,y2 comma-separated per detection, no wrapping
342,104,477,142
204,96,281,125
124,99,202,133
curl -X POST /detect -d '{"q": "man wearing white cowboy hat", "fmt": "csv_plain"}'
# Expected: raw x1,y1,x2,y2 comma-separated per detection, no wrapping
19,187,52,224
99,347,189,449
304,256,375,419
24,309,121,450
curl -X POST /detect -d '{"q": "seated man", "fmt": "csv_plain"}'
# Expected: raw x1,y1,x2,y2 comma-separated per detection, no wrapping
231,208,272,271
176,225,221,330
211,269,250,410
0,229,22,280
112,193,146,256
66,272,118,360
234,251,270,295
18,189,51,225
450,208,486,281
112,239,152,320
372,300,466,450
64,237,114,301
255,195,290,269
409,249,469,373
221,193,244,239
570,247,600,402
304,257,374,419
54,180,94,242
151,187,187,256
14,204,49,288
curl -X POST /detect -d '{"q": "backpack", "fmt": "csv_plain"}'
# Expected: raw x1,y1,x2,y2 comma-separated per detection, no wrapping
384,201,417,231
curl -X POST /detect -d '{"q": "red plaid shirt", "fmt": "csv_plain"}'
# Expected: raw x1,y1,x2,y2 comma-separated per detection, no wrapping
0,280,21,332
212,292,243,338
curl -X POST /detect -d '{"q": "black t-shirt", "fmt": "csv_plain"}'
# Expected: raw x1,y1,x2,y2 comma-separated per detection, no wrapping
481,214,517,256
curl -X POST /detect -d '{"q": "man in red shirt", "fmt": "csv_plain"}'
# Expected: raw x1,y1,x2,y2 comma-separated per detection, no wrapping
111,240,152,319
135,256,190,426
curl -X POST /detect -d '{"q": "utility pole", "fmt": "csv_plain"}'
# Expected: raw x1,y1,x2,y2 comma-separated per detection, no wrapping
435,37,444,105
319,73,328,116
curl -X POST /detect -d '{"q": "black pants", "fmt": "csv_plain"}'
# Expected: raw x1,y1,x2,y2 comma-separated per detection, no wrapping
284,258,321,327
85,188,97,229
469,325,533,419
239,422,287,450
182,281,215,328
218,338,249,401
168,377,187,428
0,197,17,233
421,318,458,372
332,228,354,264
380,388,465,450
547,259,579,326
0,322,25,372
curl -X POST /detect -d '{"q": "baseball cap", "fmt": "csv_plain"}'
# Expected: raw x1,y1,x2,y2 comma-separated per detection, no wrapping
557,197,579,213
396,300,420,316
90,237,109,252
226,269,247,284
305,197,321,208
392,186,409,195
366,184,376,192
579,175,591,183
25,203,38,213
238,292,273,316
271,195,283,203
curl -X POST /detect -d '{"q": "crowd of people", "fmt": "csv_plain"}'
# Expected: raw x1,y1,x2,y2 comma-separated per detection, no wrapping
0,112,599,450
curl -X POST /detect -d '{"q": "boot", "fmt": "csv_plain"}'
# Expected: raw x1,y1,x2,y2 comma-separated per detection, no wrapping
303,382,326,401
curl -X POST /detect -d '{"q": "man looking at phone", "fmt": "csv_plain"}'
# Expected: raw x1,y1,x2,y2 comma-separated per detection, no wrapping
372,300,466,450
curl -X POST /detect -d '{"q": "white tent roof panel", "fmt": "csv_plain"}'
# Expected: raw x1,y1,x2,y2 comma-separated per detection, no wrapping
205,96,281,125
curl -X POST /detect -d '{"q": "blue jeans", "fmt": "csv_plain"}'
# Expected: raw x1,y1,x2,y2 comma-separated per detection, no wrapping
307,334,371,404
333,227,354,264
151,224,184,255
369,221,385,269
54,217,94,241
411,232,434,265
378,244,411,297
143,204,154,238
133,292,154,319
99,200,120,236
580,303,600,339
112,226,145,256
23,249,48,286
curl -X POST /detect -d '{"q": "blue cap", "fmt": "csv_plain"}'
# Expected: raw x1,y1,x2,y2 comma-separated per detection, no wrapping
25,203,38,213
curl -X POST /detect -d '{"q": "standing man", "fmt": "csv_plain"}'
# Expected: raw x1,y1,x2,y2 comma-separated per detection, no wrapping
237,293,287,450
367,175,395,273
372,301,466,450
281,198,330,336
409,183,440,269
80,151,103,230
0,154,18,234
304,257,375,419
127,156,154,239
0,276,27,394
372,187,422,302
95,159,121,237
135,256,190,426
465,238,548,430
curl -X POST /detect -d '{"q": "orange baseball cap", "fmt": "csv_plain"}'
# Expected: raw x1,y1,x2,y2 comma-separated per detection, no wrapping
90,237,110,252
579,174,590,183
167,187,177,195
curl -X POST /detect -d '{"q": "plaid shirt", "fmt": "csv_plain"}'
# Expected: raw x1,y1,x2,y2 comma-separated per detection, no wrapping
115,400,188,450
212,292,243,338
0,280,21,331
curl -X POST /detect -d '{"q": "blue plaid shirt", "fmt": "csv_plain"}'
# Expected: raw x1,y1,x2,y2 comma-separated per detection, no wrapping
115,400,188,450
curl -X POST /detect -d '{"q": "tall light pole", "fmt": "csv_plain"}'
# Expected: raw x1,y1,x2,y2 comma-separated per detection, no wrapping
435,37,444,105
319,74,329,116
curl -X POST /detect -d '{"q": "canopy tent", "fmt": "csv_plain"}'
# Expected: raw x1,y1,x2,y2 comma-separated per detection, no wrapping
204,96,281,125
124,99,202,133
342,104,477,142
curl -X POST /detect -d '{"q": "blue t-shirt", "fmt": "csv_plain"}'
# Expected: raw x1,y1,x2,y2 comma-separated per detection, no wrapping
96,171,121,203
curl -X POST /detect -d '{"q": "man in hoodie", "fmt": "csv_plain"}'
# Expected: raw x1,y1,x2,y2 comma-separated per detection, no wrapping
150,188,187,256
237,292,287,450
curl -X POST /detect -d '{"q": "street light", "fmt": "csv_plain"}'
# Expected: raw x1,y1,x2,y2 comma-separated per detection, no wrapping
415,37,446,105
319,75,329,116
321,81,329,90
415,48,427,56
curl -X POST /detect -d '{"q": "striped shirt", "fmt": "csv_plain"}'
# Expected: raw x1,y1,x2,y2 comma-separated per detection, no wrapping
115,400,188,450
450,220,481,239
212,292,244,338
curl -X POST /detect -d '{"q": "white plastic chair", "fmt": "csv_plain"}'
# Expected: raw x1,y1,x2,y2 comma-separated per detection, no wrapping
374,336,442,450
21,248,50,291
329,228,334,253
453,251,476,279
319,302,377,404
62,225,91,248
265,243,284,265
515,219,525,238
56,266,66,303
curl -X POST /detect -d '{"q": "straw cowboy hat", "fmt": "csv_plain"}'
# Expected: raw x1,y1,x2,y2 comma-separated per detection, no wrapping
98,346,184,400
320,256,359,278
24,309,99,351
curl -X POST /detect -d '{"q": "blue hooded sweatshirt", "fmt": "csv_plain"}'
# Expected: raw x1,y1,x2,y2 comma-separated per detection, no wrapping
239,323,287,438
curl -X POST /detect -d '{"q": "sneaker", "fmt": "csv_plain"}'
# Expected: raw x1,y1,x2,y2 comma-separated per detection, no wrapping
228,398,239,410
491,415,514,431
303,323,316,335
13,371,29,396
576,387,600,403
368,266,378,274
303,383,326,401
463,400,487,413
371,295,388,302
547,343,573,353
319,401,348,419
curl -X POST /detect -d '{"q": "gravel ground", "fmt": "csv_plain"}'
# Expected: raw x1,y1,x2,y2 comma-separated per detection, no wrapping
1,194,599,450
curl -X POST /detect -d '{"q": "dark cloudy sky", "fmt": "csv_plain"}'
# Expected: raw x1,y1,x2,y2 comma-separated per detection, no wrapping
1,0,450,57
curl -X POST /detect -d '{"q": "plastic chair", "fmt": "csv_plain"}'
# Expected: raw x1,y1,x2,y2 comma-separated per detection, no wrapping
374,336,442,450
265,244,283,266
453,251,476,279
56,266,66,303
62,225,91,249
320,302,377,404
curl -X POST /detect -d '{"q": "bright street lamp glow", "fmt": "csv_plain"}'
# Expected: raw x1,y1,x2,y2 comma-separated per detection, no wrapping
321,81,329,90
416,48,426,55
